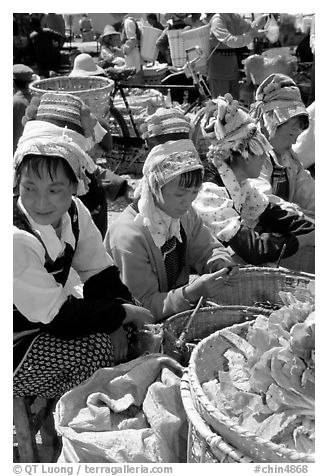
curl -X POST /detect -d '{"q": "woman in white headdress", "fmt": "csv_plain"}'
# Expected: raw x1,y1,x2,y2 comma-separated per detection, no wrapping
13,92,153,399
106,138,238,322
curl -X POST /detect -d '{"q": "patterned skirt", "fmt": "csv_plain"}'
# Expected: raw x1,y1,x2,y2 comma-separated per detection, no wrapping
13,332,116,399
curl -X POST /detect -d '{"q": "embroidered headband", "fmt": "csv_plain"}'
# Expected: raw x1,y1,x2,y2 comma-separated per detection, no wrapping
139,107,192,140
134,139,203,230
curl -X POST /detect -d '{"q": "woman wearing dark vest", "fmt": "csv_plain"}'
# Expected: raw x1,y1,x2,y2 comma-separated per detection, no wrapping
105,137,237,323
13,92,153,398
249,73,315,221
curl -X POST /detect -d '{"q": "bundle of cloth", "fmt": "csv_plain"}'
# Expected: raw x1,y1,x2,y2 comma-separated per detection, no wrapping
55,354,188,463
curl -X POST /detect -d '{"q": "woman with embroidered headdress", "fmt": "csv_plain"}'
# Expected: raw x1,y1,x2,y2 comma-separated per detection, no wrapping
13,92,153,399
193,93,315,273
249,73,315,221
105,138,238,322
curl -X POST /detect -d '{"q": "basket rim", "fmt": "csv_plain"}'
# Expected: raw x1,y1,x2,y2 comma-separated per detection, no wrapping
162,304,271,328
181,372,253,463
187,321,315,463
29,75,114,95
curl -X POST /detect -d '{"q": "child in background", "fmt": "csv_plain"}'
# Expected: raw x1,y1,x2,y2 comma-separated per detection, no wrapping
13,92,153,399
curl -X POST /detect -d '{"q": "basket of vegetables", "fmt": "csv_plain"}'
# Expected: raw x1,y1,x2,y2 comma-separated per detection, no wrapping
187,289,315,463
162,305,271,366
207,266,314,309
180,371,253,463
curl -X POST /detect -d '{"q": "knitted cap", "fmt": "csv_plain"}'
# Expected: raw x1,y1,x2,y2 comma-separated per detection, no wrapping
34,92,84,133
139,107,191,140
13,64,34,83
251,73,309,138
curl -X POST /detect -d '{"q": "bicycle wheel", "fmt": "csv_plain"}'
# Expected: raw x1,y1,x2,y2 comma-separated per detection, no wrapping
102,105,131,138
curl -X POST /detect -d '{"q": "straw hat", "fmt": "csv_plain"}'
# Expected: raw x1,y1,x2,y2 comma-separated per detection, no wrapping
100,24,120,40
69,53,105,77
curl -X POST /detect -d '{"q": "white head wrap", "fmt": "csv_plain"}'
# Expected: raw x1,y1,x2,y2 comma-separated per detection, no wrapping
134,139,203,247
13,121,96,195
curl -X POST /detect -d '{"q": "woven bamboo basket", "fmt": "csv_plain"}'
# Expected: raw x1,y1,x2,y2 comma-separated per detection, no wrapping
181,24,210,75
188,321,315,463
29,76,114,117
162,305,271,365
168,29,186,68
208,266,314,308
180,372,253,463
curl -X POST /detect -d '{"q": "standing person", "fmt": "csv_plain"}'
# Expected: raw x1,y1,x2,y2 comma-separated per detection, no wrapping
13,91,153,399
79,13,94,42
146,13,164,31
105,139,237,322
98,25,125,68
249,73,315,221
41,13,66,38
121,15,142,75
207,13,267,99
13,64,34,153
28,16,64,78
192,94,315,273
156,13,189,66
185,13,206,29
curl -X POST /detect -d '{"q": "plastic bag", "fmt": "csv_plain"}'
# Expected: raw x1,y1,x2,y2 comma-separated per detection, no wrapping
264,14,280,44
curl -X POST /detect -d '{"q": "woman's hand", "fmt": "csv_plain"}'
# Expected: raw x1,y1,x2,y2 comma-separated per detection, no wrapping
110,326,129,363
122,303,154,329
183,267,240,303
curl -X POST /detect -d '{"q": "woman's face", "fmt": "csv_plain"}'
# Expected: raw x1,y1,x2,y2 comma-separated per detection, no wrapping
271,116,304,153
19,159,76,228
155,175,201,219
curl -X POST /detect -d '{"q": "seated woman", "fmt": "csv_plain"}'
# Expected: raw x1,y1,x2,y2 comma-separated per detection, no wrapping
105,139,237,322
98,25,126,69
193,94,315,273
13,92,153,399
249,73,315,221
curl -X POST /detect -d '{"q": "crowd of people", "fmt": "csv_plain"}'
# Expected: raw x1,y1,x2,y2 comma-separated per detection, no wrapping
13,11,315,462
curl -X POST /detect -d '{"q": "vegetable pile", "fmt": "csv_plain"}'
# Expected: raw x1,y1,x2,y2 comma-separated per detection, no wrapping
202,286,315,455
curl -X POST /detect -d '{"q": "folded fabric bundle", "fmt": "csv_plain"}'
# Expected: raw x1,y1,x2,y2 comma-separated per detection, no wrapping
55,354,187,463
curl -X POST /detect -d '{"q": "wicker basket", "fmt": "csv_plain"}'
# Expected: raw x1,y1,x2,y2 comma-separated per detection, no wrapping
188,321,315,463
208,266,314,308
168,30,186,68
140,26,162,62
181,24,210,75
29,76,114,117
162,305,271,365
180,372,253,463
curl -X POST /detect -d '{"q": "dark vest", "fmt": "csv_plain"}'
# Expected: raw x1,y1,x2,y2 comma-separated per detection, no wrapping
269,154,290,202
13,197,80,370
